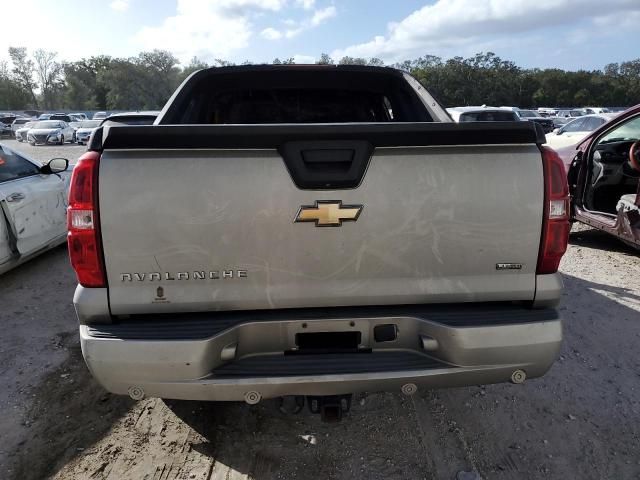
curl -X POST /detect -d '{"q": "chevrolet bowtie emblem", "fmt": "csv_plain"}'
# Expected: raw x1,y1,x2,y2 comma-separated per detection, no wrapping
294,201,363,227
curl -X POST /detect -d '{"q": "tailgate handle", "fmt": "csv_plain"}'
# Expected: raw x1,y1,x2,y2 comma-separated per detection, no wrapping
279,140,373,190
302,149,354,173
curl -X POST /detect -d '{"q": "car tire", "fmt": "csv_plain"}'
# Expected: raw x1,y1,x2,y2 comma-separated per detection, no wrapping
72,133,77,143
59,135,64,145
17,138,23,143
29,141,35,146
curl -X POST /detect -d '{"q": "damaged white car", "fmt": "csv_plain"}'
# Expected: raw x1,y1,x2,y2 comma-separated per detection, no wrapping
0,143,72,275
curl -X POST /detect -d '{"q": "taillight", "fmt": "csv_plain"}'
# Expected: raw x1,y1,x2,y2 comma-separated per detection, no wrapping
67,151,106,287
537,146,570,274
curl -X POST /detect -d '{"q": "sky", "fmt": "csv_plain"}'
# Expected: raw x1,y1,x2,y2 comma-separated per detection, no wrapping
2,0,640,70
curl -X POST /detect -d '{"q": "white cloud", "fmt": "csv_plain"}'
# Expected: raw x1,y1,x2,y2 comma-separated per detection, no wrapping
331,0,640,62
109,0,129,12
134,0,288,62
294,0,315,10
292,54,316,64
261,27,283,40
263,5,337,40
310,6,336,26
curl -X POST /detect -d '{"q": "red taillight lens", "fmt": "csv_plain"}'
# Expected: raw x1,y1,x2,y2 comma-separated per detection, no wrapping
67,151,106,287
537,146,570,274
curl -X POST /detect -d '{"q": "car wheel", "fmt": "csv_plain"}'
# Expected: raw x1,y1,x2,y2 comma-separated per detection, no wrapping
17,138,23,143
29,141,35,146
59,135,65,145
72,133,77,143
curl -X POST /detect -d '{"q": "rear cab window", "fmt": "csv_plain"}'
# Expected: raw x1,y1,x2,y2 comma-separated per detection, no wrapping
459,111,518,122
162,67,435,124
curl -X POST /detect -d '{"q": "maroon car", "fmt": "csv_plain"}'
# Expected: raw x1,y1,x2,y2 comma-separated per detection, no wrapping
556,104,640,248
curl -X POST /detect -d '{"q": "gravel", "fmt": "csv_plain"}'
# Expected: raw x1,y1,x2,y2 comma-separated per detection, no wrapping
0,141,638,480
2,138,87,165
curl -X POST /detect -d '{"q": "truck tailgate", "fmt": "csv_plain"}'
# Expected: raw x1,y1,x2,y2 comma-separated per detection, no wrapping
97,124,544,315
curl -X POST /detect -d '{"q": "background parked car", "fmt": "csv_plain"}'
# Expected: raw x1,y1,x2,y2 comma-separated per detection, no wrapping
27,120,76,145
0,116,18,137
14,121,36,142
74,120,102,145
582,107,611,115
92,111,108,120
545,113,616,149
10,117,31,132
556,109,584,118
446,106,519,122
48,114,73,123
537,107,557,117
552,116,573,129
509,108,555,133
0,143,72,275
0,122,12,138
70,112,88,121
37,113,52,120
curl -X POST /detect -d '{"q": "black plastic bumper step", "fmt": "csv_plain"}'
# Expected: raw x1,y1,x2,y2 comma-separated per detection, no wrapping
213,351,442,377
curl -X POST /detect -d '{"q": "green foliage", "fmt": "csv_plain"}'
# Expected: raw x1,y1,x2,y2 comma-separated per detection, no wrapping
400,52,640,108
1,48,639,110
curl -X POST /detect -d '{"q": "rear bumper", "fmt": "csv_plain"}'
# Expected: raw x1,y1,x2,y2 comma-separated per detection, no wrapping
79,303,562,401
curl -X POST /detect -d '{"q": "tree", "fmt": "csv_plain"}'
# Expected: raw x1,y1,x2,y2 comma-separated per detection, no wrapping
316,53,334,65
338,56,368,65
0,60,31,109
34,49,64,109
8,47,38,107
181,56,209,79
2,48,640,110
136,50,180,108
64,56,113,109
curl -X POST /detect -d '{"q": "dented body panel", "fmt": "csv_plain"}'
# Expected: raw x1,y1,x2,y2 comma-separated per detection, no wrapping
0,144,72,275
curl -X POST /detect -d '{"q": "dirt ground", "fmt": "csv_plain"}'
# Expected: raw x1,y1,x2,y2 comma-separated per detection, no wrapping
0,141,639,479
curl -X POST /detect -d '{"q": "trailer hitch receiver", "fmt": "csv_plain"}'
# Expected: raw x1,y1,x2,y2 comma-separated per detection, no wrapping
307,394,353,422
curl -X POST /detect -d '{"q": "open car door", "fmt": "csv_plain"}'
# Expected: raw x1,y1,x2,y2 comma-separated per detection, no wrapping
0,147,69,257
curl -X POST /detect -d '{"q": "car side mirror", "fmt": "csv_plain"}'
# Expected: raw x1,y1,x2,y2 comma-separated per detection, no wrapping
553,128,561,135
41,158,69,174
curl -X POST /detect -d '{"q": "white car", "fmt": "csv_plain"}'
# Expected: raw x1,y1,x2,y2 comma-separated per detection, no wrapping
555,109,584,119
74,120,102,145
446,106,518,122
15,121,36,142
581,107,611,115
545,114,616,149
0,143,72,275
11,117,32,132
26,120,76,145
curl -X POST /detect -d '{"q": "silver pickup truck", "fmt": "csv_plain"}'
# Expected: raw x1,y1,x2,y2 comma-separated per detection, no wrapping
69,65,569,420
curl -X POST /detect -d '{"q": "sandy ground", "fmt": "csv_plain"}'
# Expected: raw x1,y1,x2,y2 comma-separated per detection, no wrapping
1,143,639,480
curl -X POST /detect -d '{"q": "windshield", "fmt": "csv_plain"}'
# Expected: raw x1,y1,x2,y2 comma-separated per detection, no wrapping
32,121,64,128
518,110,537,118
600,115,640,143
570,110,584,116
